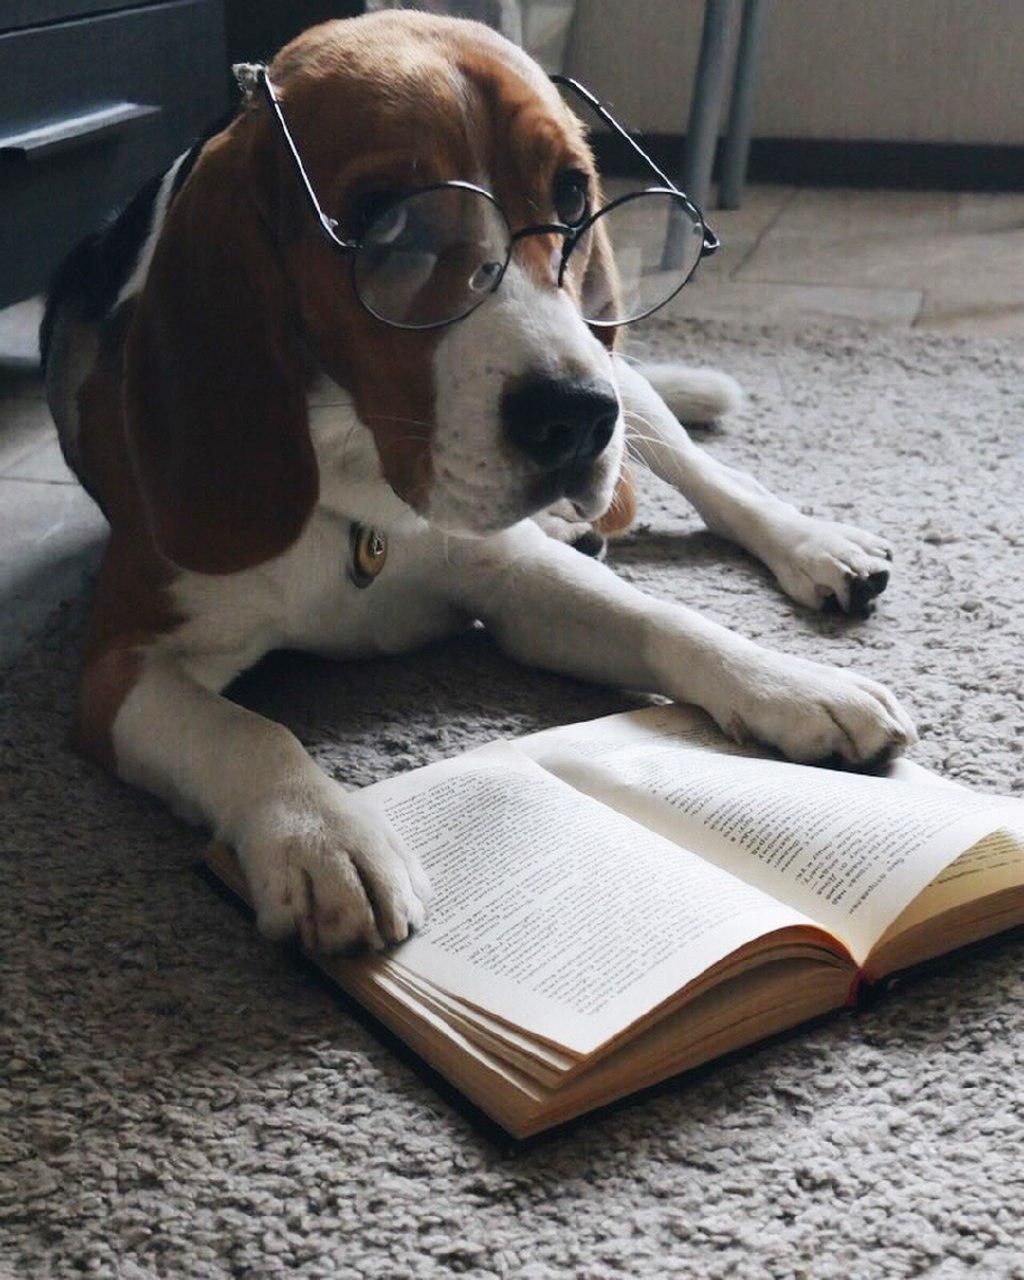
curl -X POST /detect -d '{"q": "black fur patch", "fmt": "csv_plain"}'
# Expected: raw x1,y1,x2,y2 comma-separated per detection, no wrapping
39,106,236,369
571,529,606,558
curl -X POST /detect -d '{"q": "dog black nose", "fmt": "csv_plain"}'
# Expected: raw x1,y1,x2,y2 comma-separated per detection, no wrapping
501,376,619,468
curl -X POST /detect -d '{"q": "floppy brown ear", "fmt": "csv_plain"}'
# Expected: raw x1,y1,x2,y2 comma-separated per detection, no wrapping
578,216,631,531
124,126,318,575
580,216,621,351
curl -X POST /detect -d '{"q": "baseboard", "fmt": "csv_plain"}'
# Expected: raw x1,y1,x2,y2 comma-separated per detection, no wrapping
592,133,1024,193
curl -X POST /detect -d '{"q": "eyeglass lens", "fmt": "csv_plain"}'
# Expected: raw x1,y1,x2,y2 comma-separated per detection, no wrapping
352,185,705,330
576,192,705,326
353,186,511,329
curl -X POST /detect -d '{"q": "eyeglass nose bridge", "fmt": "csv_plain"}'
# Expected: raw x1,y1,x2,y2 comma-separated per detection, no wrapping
507,221,581,287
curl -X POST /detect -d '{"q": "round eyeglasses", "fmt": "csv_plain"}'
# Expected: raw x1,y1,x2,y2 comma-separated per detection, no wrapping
256,69,718,333
348,180,709,331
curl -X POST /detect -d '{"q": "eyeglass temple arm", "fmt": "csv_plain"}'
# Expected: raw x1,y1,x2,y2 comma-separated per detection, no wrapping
549,73,719,257
253,66,718,259
256,67,357,250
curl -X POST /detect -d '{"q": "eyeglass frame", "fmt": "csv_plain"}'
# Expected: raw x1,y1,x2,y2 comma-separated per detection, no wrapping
255,66,720,331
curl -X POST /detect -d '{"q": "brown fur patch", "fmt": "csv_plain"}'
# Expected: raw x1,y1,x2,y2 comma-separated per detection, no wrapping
74,534,183,769
63,301,183,768
593,463,637,537
123,123,319,575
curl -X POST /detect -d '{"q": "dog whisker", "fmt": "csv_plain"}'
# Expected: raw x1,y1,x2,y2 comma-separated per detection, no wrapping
365,413,434,432
622,411,678,463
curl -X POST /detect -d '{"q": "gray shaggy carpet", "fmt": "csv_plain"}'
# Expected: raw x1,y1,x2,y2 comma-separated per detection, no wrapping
2,319,1022,1279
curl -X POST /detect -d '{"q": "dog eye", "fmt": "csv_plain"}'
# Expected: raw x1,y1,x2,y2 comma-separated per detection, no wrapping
553,170,589,226
356,192,408,244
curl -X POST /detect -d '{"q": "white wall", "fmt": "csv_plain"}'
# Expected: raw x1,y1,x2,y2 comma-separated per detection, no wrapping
567,1,1024,145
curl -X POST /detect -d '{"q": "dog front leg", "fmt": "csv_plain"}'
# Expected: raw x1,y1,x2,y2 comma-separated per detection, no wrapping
618,357,895,614
450,522,915,766
81,647,430,951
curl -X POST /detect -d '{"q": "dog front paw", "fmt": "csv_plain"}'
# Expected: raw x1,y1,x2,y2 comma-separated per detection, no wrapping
235,780,431,954
534,503,608,558
715,653,917,768
767,515,894,615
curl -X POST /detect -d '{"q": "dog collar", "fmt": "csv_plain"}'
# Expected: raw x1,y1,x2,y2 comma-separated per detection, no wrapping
349,522,388,588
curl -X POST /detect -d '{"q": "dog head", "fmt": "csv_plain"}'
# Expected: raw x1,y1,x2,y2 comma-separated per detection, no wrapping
124,11,627,572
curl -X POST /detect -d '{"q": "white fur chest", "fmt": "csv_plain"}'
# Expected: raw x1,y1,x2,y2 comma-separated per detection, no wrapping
170,509,468,688
166,381,469,689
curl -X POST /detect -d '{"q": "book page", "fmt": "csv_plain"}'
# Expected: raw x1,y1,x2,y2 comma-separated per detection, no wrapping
875,828,1024,940
519,707,1024,965
359,744,832,1057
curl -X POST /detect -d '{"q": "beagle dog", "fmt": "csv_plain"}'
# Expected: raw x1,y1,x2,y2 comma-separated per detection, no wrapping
41,12,913,953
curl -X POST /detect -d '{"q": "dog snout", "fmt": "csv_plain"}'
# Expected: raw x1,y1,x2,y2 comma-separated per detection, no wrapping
501,375,619,469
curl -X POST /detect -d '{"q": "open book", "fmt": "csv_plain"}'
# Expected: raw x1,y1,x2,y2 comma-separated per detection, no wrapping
205,706,1024,1138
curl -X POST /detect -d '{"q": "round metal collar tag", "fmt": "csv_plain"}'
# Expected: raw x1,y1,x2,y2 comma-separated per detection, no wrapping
349,523,387,588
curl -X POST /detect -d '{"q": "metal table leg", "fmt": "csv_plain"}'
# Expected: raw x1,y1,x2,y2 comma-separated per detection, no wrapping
720,0,769,209
662,0,738,268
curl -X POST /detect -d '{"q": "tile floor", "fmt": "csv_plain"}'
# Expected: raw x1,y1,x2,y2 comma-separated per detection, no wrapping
2,184,1022,659
0,350,103,663
645,184,1024,334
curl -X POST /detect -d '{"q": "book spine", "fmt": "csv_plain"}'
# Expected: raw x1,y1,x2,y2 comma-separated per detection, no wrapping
846,970,869,1008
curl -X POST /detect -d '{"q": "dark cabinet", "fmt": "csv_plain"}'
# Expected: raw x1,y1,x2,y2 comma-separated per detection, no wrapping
0,0,227,307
